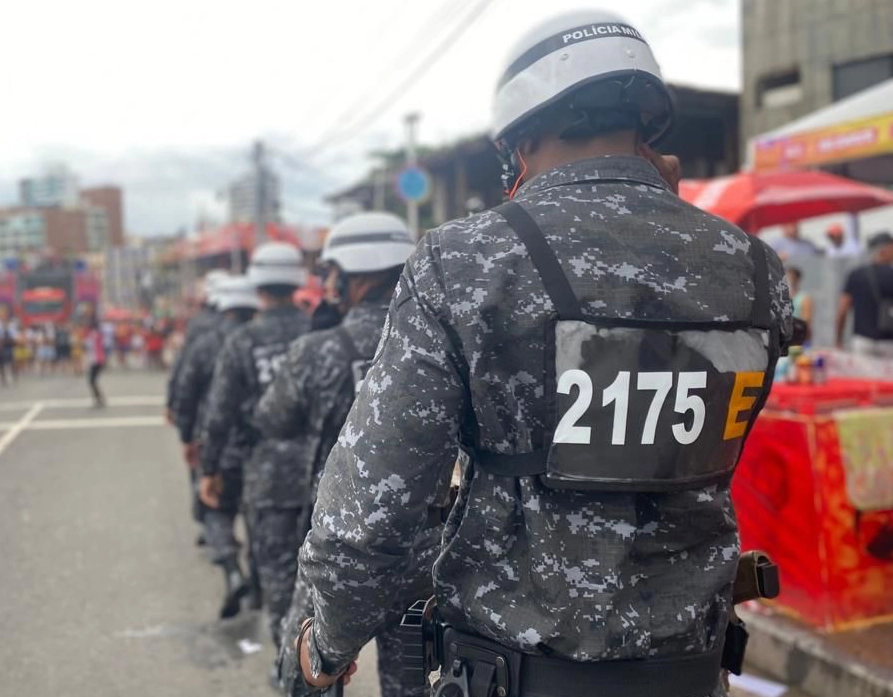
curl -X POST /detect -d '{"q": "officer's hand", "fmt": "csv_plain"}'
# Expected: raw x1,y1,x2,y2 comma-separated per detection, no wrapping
639,144,681,195
165,408,175,426
182,442,200,470
199,474,222,509
297,619,358,688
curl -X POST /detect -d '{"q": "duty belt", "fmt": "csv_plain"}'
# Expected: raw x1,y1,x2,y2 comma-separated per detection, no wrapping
399,551,780,695
399,600,723,697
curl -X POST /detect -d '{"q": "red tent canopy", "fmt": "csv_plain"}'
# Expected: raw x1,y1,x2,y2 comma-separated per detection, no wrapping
679,170,893,233
193,223,301,258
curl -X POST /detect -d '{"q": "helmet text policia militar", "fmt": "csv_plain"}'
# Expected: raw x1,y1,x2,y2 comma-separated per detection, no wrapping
321,212,415,275
247,242,306,289
491,10,674,157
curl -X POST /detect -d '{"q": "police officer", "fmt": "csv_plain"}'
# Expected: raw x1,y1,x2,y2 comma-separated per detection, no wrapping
173,275,259,617
199,242,310,650
167,268,229,544
296,10,794,697
167,269,228,418
253,213,440,696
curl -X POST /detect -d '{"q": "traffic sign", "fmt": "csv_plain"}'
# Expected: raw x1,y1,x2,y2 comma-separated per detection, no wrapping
396,166,431,203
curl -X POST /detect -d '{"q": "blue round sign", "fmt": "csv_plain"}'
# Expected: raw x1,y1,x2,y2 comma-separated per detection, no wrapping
396,167,431,203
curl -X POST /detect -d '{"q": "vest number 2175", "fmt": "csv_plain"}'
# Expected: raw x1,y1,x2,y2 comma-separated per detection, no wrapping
554,370,707,446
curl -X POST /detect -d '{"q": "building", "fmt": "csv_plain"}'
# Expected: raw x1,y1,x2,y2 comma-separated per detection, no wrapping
228,169,281,224
741,0,893,144
19,165,80,209
0,171,124,256
81,186,125,247
327,84,739,227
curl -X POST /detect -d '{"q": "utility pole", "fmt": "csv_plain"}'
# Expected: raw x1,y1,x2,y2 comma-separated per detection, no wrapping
253,140,266,250
404,113,420,239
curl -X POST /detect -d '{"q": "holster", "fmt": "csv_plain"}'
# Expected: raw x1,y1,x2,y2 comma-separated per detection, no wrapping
721,551,780,675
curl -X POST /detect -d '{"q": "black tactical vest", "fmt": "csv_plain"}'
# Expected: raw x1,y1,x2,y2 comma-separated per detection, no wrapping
470,202,781,493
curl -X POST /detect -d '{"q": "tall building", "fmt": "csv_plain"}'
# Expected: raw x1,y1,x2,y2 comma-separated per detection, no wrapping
19,165,80,209
80,186,125,247
228,168,281,224
741,0,893,143
0,171,124,257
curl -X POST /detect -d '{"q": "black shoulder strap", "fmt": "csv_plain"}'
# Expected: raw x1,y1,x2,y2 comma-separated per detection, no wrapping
748,237,773,330
495,202,583,320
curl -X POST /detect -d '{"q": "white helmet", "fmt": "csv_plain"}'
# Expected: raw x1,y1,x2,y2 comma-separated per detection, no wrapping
215,275,260,312
247,242,305,288
204,269,231,308
492,10,673,147
321,212,414,274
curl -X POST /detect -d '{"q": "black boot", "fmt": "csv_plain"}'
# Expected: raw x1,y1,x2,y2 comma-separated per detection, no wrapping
219,559,249,619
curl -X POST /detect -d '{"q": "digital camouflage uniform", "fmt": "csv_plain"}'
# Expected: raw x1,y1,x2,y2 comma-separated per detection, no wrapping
174,314,249,565
255,301,441,697
201,304,311,645
167,306,218,412
167,305,219,525
299,156,794,696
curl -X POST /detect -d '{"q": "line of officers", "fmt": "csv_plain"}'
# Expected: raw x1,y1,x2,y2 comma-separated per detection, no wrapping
164,8,800,697
166,213,420,694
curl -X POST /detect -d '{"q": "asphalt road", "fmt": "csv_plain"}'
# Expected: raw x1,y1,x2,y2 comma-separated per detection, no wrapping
0,369,379,697
0,368,806,697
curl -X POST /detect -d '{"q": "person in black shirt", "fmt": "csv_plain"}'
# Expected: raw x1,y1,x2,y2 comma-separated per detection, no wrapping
837,231,893,358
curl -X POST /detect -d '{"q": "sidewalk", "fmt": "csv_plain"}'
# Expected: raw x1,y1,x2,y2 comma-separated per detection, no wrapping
740,607,893,697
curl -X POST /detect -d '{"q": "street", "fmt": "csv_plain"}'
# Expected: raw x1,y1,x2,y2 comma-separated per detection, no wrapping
0,369,805,697
0,370,379,697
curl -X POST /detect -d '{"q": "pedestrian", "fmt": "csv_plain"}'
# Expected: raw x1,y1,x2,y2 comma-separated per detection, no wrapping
836,231,893,358
254,213,440,696
55,323,72,374
173,275,259,617
825,222,862,258
85,318,107,407
0,316,14,385
786,266,813,343
770,223,822,261
198,242,309,666
294,10,795,697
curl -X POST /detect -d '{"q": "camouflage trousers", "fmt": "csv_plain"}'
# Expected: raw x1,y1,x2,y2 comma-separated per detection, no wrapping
278,530,441,697
204,509,239,565
248,506,308,648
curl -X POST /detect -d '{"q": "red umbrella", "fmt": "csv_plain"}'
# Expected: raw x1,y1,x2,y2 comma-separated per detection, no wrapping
679,170,893,233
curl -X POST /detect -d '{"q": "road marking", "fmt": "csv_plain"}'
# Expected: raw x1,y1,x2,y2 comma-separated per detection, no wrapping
0,395,164,412
0,402,44,457
26,416,166,430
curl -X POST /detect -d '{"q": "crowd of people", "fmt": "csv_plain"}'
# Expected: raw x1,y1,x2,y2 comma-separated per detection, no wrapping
769,224,893,358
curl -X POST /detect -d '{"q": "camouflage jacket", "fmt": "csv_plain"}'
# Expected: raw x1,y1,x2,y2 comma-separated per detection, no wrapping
254,300,390,502
173,314,251,445
200,305,310,482
299,156,794,680
166,306,218,409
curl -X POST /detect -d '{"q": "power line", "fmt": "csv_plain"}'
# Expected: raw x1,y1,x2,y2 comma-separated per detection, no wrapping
301,0,475,148
296,0,498,162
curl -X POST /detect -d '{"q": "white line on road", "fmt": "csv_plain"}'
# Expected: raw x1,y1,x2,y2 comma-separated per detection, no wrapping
25,416,166,430
0,402,45,457
0,395,164,412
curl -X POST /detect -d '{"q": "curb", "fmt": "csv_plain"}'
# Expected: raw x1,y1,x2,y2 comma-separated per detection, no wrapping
740,609,893,697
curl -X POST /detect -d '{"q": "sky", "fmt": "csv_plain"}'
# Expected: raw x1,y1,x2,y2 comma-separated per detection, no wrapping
0,0,741,235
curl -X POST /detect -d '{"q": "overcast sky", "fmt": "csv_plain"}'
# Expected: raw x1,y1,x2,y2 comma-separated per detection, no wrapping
0,0,740,235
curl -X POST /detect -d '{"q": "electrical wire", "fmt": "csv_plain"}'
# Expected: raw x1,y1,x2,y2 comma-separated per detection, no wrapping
294,0,498,162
